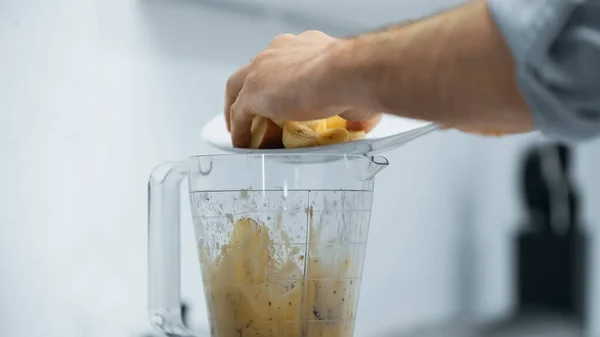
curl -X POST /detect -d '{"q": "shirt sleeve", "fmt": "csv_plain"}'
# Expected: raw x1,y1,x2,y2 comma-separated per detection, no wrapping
487,0,600,142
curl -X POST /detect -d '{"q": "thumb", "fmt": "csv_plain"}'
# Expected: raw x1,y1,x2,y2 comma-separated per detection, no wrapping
340,110,383,134
338,108,374,121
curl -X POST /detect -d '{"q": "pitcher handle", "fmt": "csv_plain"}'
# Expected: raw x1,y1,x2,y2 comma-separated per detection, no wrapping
148,161,201,337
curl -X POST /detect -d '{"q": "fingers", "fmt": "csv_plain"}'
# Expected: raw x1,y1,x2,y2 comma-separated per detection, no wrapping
225,29,334,145
339,109,383,133
339,109,378,121
224,64,251,132
229,90,256,148
225,32,294,133
346,114,383,134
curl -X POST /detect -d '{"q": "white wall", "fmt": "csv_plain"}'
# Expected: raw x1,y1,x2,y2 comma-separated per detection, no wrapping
1,0,598,336
212,0,467,28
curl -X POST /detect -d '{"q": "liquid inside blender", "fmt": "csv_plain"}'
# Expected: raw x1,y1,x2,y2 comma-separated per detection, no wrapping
194,189,369,337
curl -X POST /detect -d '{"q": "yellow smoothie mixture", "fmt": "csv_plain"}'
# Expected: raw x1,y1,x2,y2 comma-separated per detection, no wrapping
200,214,359,337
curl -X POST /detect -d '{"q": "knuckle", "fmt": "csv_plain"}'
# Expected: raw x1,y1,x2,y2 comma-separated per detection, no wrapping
231,102,253,123
261,49,276,59
300,30,325,37
243,73,260,90
273,33,295,43
276,33,295,40
230,101,243,119
251,50,274,64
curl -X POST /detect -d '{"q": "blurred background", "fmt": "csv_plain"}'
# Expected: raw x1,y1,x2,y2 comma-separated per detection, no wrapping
1,0,598,336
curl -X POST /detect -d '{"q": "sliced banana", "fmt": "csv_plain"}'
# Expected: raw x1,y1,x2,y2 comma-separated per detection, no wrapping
325,115,347,129
272,119,326,132
302,119,327,133
250,116,283,149
316,128,350,146
282,123,318,148
348,130,366,142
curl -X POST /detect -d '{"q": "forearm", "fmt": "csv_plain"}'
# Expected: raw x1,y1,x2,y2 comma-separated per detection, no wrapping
331,0,534,133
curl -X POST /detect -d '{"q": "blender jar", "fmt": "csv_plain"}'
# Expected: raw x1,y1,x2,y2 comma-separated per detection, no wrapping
148,154,388,336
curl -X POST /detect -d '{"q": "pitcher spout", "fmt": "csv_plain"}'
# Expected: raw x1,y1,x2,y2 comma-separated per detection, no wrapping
365,155,389,180
345,155,389,182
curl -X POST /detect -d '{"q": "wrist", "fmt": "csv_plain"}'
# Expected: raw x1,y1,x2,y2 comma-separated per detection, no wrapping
315,38,382,112
318,26,421,116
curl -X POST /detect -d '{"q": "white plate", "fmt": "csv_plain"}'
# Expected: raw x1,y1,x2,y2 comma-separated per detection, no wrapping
201,114,439,155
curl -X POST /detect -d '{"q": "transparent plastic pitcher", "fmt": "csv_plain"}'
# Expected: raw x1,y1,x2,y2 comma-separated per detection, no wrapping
148,154,388,337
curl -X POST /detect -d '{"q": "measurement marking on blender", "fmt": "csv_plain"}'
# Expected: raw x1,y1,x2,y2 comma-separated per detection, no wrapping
197,242,368,247
193,210,372,220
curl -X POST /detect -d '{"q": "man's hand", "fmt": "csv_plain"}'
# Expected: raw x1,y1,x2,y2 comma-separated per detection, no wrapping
225,30,380,148
225,0,536,147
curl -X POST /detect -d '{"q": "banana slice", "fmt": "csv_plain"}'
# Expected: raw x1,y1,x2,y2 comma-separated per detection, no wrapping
325,115,347,129
316,128,350,146
250,116,283,149
348,130,366,142
299,119,327,133
272,119,326,132
282,123,318,148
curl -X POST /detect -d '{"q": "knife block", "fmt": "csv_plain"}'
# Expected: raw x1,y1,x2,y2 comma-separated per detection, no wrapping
515,230,588,322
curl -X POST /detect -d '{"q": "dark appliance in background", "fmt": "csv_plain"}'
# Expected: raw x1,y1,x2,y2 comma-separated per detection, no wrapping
515,143,588,322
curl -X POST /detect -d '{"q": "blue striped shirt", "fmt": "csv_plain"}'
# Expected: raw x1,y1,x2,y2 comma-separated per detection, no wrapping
488,0,600,141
